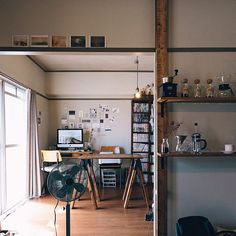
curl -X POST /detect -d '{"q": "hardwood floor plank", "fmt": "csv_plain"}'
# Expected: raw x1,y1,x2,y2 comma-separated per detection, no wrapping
1,187,153,236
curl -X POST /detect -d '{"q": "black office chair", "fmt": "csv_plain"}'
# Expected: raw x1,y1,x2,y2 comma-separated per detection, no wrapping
176,216,236,236
176,216,216,236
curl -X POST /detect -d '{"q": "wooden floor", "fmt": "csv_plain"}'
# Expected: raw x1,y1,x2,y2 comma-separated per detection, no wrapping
2,187,153,236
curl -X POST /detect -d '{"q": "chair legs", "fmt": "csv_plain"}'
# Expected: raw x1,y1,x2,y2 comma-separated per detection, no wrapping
99,167,122,189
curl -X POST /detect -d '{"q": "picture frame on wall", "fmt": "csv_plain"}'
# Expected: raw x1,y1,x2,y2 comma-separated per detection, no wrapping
12,35,29,47
30,35,49,47
90,36,106,48
51,35,68,48
70,35,86,48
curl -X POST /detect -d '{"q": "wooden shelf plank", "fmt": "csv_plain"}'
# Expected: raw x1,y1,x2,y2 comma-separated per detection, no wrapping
157,97,236,103
158,151,236,157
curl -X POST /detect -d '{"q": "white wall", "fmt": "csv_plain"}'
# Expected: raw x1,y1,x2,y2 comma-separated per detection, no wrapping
48,99,132,153
46,71,154,98
167,0,236,235
46,70,154,154
0,0,155,48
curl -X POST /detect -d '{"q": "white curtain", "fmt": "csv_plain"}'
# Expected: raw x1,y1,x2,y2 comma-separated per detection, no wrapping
0,79,6,214
26,89,42,198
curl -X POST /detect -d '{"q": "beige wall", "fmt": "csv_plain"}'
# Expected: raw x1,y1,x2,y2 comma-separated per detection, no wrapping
0,55,49,150
0,56,46,95
0,0,155,48
168,0,236,47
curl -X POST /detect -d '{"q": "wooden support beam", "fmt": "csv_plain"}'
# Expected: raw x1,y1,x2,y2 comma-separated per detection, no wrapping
155,0,168,236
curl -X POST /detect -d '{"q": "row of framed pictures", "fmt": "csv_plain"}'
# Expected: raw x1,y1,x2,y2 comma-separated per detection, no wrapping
12,35,106,48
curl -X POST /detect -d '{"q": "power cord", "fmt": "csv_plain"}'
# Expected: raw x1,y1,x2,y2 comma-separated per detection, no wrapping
54,200,59,236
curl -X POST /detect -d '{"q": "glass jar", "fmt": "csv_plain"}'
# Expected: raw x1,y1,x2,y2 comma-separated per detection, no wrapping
161,138,169,153
181,78,189,97
206,79,214,98
194,79,201,98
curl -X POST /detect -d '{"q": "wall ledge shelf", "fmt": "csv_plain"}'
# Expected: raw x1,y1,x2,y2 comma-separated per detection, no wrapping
157,97,236,104
158,151,236,158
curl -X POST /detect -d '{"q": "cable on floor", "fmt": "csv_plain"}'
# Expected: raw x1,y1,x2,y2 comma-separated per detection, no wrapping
54,200,59,236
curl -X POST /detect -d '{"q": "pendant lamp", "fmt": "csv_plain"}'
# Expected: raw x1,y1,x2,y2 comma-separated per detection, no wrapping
134,56,141,99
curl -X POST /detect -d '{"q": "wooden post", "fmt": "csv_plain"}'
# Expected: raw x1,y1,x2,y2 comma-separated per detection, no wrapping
155,0,168,236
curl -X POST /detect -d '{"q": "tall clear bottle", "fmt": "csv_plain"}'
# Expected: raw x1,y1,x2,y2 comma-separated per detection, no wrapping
161,138,169,153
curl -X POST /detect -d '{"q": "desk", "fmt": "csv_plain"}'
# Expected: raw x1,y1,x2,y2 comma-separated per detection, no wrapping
61,152,150,209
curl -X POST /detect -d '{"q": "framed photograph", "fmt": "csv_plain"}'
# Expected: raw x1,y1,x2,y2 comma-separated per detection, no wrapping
90,36,106,48
51,35,68,48
12,35,29,47
30,35,49,47
70,35,86,48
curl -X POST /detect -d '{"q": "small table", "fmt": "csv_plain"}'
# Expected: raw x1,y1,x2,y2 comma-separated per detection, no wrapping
61,151,150,209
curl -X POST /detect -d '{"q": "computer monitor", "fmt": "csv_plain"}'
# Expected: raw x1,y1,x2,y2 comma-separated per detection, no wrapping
57,129,83,150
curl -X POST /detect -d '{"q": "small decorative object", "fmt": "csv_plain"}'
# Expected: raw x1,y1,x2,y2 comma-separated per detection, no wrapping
51,35,68,47
90,36,106,48
206,79,214,97
70,35,86,48
181,78,190,97
145,83,154,96
194,79,201,97
30,35,49,47
161,138,169,153
12,35,29,47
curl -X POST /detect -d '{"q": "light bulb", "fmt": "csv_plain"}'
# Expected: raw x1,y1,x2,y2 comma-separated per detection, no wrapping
135,87,141,98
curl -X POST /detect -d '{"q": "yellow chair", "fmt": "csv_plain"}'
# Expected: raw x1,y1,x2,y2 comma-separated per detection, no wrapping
41,150,62,194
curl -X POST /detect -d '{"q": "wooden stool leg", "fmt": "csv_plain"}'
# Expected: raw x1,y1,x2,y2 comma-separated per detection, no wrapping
137,168,150,209
86,170,98,209
88,160,100,201
71,170,83,209
124,168,136,209
122,160,134,200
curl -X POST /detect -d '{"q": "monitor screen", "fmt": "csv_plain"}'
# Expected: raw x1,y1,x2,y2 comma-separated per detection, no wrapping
57,129,83,149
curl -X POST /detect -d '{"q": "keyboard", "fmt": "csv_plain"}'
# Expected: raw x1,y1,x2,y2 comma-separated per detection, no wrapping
59,149,84,153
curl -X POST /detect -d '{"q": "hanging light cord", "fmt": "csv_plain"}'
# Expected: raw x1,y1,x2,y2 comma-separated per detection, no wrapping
136,56,139,90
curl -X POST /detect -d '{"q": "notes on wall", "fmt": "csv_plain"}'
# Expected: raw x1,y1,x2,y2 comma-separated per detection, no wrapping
60,104,120,143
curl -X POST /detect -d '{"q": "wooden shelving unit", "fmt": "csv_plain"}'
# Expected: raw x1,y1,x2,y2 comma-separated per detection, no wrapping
131,95,154,184
157,95,236,235
158,151,236,157
158,97,236,103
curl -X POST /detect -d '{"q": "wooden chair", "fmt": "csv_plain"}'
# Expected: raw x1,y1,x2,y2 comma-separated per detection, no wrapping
99,146,122,188
41,150,62,194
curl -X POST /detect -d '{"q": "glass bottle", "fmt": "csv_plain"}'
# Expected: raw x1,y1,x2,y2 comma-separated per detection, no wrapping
194,79,201,98
181,78,189,97
161,138,169,153
206,79,214,98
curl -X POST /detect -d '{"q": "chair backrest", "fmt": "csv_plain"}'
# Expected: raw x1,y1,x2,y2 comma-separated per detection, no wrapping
100,146,120,154
41,150,62,163
99,146,121,164
176,216,216,236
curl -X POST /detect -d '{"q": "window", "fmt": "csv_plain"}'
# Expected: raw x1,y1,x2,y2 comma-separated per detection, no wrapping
0,79,27,214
